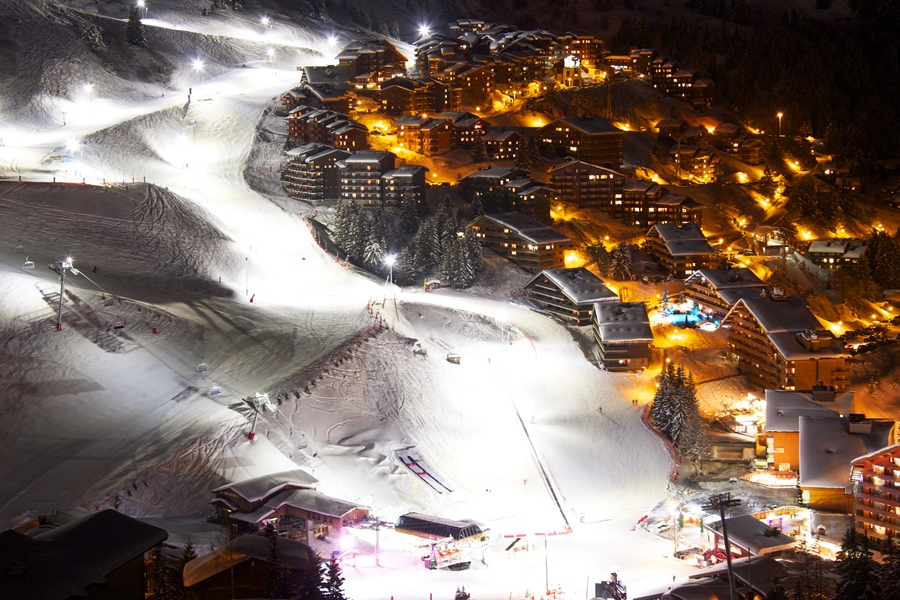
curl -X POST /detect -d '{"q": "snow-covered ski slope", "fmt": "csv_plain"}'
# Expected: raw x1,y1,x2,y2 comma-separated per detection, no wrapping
0,3,683,596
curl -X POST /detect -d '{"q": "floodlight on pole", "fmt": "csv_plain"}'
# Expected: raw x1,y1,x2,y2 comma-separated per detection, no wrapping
385,254,396,286
84,83,93,94
777,112,783,137
49,257,81,331
419,24,431,38
261,15,270,37
702,492,742,600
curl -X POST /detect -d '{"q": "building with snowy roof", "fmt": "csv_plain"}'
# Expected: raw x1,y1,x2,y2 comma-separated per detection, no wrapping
0,509,168,600
706,515,799,558
469,212,571,273
851,443,900,541
685,556,792,598
721,296,850,391
524,268,618,325
799,415,895,512
335,39,408,82
338,150,397,207
684,268,766,319
382,165,428,211
764,388,855,471
592,301,653,371
538,118,624,168
805,239,868,269
183,533,317,599
548,158,625,210
211,470,368,540
645,223,717,276
281,144,351,204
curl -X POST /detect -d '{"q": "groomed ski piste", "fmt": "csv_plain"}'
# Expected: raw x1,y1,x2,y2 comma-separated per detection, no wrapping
0,1,697,597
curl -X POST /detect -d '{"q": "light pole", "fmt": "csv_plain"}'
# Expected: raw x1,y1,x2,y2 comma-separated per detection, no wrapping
385,254,396,286
245,256,249,296
266,47,274,62
61,111,67,126
418,24,430,39
260,16,270,38
49,257,81,330
137,0,147,19
777,112,783,137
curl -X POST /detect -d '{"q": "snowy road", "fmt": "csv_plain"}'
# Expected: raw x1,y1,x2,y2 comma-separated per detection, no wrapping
0,6,683,598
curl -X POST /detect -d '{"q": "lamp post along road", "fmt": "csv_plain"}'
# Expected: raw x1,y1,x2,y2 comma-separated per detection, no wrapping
777,112,783,137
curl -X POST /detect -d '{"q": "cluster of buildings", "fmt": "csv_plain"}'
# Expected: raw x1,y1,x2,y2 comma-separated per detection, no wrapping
603,48,715,109
281,143,428,210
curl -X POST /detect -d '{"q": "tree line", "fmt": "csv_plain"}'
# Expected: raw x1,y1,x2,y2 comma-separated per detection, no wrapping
649,363,708,462
332,197,483,288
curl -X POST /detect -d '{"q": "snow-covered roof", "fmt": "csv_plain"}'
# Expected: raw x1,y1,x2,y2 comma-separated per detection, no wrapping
548,158,621,175
395,513,484,540
807,240,848,255
686,268,764,290
656,193,701,208
550,118,621,135
850,442,900,468
708,515,799,556
648,223,715,256
623,180,658,194
593,302,654,343
383,165,427,179
726,296,821,334
264,489,366,519
0,510,168,599
483,130,520,142
481,212,571,245
183,534,315,588
764,390,844,432
767,331,849,360
212,469,318,503
527,268,617,306
688,555,790,596
799,416,895,489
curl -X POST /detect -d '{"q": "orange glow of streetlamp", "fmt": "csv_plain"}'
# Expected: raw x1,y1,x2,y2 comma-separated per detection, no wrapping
777,112,783,137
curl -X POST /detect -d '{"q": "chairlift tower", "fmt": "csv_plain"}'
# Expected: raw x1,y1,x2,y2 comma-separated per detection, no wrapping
247,392,274,441
702,492,742,600
49,257,81,330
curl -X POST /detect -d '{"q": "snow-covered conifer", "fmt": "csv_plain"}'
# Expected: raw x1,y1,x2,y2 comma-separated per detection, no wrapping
125,5,147,47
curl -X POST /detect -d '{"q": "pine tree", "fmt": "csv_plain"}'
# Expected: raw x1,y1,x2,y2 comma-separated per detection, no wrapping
524,135,541,168
323,559,347,600
365,210,390,269
399,195,419,235
412,217,440,273
679,372,708,461
463,227,482,281
470,134,488,162
293,553,325,600
650,363,677,431
125,5,147,47
835,528,879,600
880,533,900,600
661,289,671,313
609,244,633,280
332,201,353,247
471,194,484,218
173,538,197,599
440,235,462,285
589,242,610,275
391,20,401,38
264,531,289,598
150,544,174,600
758,164,776,197
766,576,789,600
436,196,458,254
81,24,106,52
